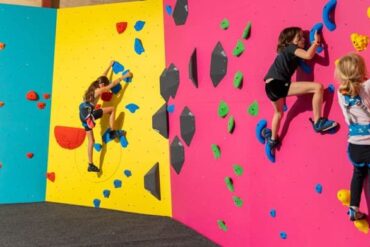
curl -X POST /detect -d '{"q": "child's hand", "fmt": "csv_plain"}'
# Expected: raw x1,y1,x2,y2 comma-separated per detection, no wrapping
110,60,115,66
314,31,321,45
122,72,133,79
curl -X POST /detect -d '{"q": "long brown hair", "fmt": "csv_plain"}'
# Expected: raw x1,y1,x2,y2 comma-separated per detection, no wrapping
336,53,367,97
83,76,110,103
277,27,302,53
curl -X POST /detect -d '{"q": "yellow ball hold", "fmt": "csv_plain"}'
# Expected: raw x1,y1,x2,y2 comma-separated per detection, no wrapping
337,189,350,206
367,7,370,18
351,33,369,52
354,219,369,234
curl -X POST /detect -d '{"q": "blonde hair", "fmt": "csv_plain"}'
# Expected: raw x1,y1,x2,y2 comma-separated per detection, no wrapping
336,53,367,97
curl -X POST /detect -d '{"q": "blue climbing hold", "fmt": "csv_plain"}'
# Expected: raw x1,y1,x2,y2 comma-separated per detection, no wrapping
315,183,323,194
122,70,132,83
309,23,324,53
94,143,102,152
120,135,128,148
256,119,267,144
270,209,277,218
134,38,144,55
298,60,312,74
102,128,115,144
103,189,110,198
328,83,335,93
112,61,124,74
111,83,122,94
322,0,337,31
114,179,122,188
134,20,145,31
124,170,132,177
93,199,101,208
280,231,287,240
167,104,175,113
125,103,139,113
165,5,173,15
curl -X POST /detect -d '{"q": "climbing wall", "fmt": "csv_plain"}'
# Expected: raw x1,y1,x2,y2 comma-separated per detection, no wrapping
164,0,370,246
46,0,172,216
0,4,56,203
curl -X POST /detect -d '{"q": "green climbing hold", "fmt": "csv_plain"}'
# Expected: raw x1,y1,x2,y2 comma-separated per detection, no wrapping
217,220,228,231
211,144,221,159
225,176,234,192
233,71,243,89
233,196,243,207
233,40,245,57
247,101,259,116
242,21,252,39
233,164,243,176
228,116,235,134
218,100,229,118
220,18,229,30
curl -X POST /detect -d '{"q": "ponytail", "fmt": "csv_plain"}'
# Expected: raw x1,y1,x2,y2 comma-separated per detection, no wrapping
84,81,100,103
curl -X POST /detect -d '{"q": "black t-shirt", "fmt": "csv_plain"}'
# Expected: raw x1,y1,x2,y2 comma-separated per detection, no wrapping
264,44,299,82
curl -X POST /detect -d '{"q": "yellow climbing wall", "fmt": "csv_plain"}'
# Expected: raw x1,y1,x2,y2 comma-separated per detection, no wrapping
46,0,171,216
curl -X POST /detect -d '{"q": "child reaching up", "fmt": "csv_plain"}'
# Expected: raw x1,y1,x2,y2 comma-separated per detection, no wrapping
336,53,369,221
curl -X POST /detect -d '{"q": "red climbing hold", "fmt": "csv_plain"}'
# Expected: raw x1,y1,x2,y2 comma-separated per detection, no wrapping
101,92,113,102
37,102,46,109
0,101,4,107
0,163,2,168
26,152,34,158
116,22,128,34
95,104,101,109
46,172,55,182
43,93,50,99
54,126,86,150
26,91,38,101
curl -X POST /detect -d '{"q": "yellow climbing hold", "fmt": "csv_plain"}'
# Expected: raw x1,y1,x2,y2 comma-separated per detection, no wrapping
351,33,369,52
367,7,370,18
337,189,350,206
354,219,369,234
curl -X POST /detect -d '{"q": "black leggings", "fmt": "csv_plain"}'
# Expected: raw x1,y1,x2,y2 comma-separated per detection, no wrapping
348,143,370,207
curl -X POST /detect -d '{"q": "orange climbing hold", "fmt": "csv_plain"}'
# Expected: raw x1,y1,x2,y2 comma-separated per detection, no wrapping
46,172,55,182
116,22,128,34
26,152,34,158
54,126,86,150
26,91,38,101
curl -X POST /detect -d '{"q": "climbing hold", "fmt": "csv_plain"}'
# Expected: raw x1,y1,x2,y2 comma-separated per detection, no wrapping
26,152,34,159
0,42,5,50
95,104,101,109
101,92,113,102
0,163,2,169
270,209,276,218
225,177,234,192
242,21,252,39
94,143,102,152
354,219,369,234
46,172,55,182
116,22,128,34
298,60,312,74
368,7,370,18
144,162,161,200
337,189,350,206
189,49,198,88
233,71,243,89
37,102,46,109
233,196,243,207
43,93,50,99
233,40,245,57
228,116,235,134
233,164,243,176
280,231,287,239
111,83,122,94
152,104,169,139
247,101,259,116
0,101,4,107
167,104,175,113
113,179,122,188
310,23,324,53
220,18,229,30
112,61,124,74
218,100,229,118
322,0,337,31
351,33,368,52
93,199,101,208
328,84,335,93
180,107,196,146
217,220,228,231
103,190,110,198
124,170,132,177
170,136,185,174
172,0,188,25
125,103,139,113
210,42,228,87
134,20,145,31
26,90,38,101
160,63,180,101
165,5,173,15
211,144,221,159
134,38,145,55
315,183,323,194
122,70,133,83
54,126,86,150
117,130,128,148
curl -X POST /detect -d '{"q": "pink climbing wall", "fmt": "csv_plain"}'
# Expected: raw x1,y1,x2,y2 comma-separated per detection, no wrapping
164,0,370,246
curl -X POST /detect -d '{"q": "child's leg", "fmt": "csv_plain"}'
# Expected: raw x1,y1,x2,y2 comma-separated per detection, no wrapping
102,106,115,130
271,98,285,140
287,81,324,123
350,166,367,207
86,130,95,164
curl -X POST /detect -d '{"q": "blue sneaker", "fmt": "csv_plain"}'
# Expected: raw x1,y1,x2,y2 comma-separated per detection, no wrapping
348,207,366,221
311,117,337,132
262,128,280,148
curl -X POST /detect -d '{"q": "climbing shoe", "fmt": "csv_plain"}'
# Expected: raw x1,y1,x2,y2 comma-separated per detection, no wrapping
311,117,337,133
88,163,100,172
348,207,367,221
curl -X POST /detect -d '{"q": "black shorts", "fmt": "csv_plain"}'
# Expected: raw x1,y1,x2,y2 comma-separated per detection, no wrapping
265,79,291,102
348,143,370,166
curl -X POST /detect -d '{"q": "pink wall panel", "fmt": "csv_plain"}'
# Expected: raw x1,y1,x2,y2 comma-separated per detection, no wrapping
164,0,370,246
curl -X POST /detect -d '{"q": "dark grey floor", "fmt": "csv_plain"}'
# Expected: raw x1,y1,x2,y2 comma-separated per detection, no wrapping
0,202,218,247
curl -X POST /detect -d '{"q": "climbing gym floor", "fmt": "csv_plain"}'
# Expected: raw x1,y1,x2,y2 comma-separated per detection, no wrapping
0,203,217,247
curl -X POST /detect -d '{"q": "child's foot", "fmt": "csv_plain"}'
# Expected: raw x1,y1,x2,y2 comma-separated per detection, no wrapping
311,117,337,132
262,128,280,148
109,130,118,139
88,163,100,172
348,207,367,221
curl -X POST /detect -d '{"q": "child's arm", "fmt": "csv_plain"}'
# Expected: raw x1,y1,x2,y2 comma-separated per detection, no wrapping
96,72,133,93
102,61,114,77
294,32,320,60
